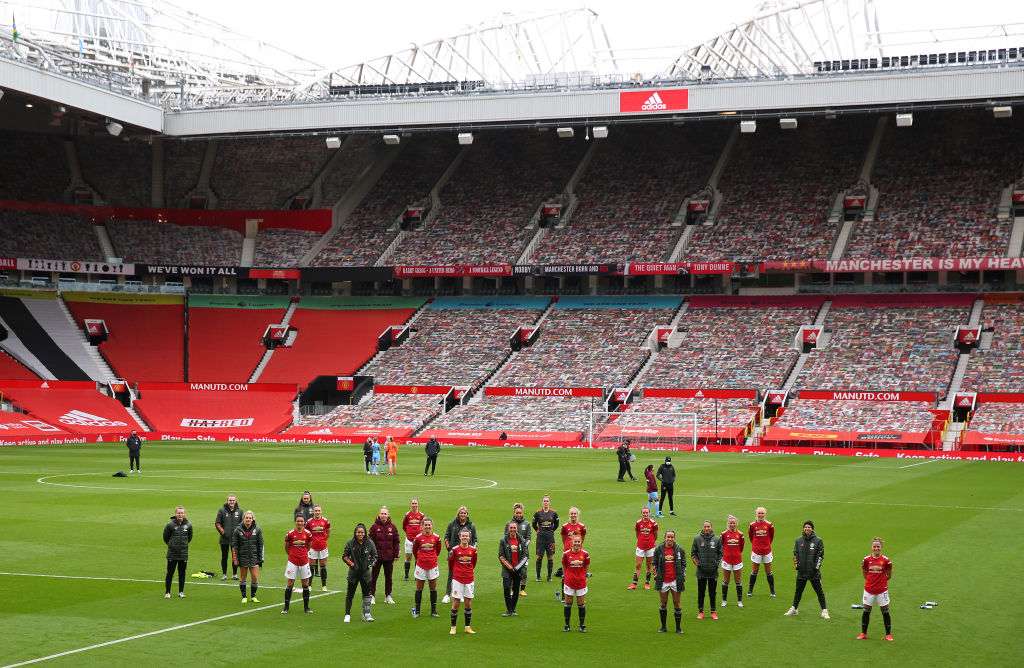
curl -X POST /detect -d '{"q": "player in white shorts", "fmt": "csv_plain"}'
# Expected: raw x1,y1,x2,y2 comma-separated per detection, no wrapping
285,561,312,580
448,527,477,634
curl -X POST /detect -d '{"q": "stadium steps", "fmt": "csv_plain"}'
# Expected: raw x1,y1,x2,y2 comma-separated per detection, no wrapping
968,298,984,326
248,301,298,383
185,141,220,208
0,297,90,381
1006,216,1024,257
0,314,55,380
979,331,994,350
468,299,556,405
375,230,409,266
61,139,101,204
354,299,434,376
55,295,119,382
813,299,832,326
125,403,151,431
781,353,809,393
942,353,972,408
829,219,855,261
25,297,110,381
94,224,117,262
858,116,887,184
666,224,697,262
240,238,256,267
942,421,965,450
701,125,739,225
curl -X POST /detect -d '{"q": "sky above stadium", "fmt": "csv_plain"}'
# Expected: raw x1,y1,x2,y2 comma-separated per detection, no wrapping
181,0,1019,72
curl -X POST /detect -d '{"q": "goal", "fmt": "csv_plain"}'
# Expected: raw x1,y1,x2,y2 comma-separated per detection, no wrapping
588,409,698,451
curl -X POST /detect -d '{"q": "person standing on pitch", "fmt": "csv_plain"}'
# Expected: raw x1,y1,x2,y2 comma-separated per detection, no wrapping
369,505,400,604
656,456,676,515
306,505,331,590
163,505,193,598
215,494,244,581
371,437,382,475
653,529,686,634
691,520,722,620
232,510,264,603
282,515,314,614
616,439,636,481
402,498,425,581
126,429,142,473
411,517,442,618
510,502,532,597
644,464,662,517
630,506,658,590
363,436,374,474
294,491,314,523
449,527,477,634
385,436,399,475
785,520,829,620
443,506,477,603
532,495,559,584
424,436,440,476
342,523,378,623
561,534,590,633
747,506,775,597
858,537,893,641
499,520,527,616
720,515,745,607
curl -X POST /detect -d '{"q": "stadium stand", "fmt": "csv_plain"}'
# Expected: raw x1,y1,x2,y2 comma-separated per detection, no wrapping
258,297,424,389
845,110,1024,259
967,402,1024,438
211,136,331,210
0,210,104,260
0,131,70,203
0,294,90,380
531,124,727,263
133,382,297,434
794,294,971,395
960,298,1024,392
0,348,39,380
106,219,243,265
686,116,873,262
0,380,141,435
77,136,152,207
187,295,290,383
63,292,186,382
319,135,382,208
388,130,588,265
602,396,759,442
771,398,937,434
253,228,323,267
425,395,594,436
313,134,460,266
0,410,68,435
163,139,205,208
299,392,444,437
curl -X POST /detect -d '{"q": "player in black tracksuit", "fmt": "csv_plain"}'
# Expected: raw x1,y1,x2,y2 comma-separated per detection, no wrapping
531,495,559,582
656,456,676,516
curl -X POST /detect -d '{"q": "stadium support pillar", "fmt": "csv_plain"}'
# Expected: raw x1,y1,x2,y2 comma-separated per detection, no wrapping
589,275,598,294
938,271,949,286
654,275,664,292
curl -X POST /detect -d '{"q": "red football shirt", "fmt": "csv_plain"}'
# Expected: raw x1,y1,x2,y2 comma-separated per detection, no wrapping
721,530,745,565
449,545,477,584
306,517,330,551
413,532,442,570
862,554,892,594
403,511,424,541
562,548,590,590
663,553,676,582
561,522,586,551
285,528,312,566
748,520,774,556
635,519,658,550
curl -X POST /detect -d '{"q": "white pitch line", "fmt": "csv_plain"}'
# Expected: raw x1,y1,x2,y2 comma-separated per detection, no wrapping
0,571,290,590
0,586,338,668
898,459,941,469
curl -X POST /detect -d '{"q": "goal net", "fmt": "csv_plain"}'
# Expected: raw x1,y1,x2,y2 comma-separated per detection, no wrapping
589,410,698,451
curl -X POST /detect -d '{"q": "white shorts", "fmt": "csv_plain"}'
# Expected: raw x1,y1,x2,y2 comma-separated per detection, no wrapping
750,552,773,564
721,561,743,571
451,580,475,600
308,548,328,560
563,585,588,597
405,538,415,555
636,547,654,558
285,561,311,581
863,590,890,607
414,565,439,581
660,580,679,593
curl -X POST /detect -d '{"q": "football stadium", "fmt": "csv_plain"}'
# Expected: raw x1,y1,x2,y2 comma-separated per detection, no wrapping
1,0,1023,665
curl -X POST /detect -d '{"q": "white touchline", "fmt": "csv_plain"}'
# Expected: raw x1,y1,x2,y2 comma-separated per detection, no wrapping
0,586,339,668
0,571,290,590
898,459,941,469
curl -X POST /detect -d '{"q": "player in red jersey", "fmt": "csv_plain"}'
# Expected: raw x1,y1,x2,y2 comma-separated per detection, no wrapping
653,529,686,634
557,507,586,602
858,537,894,641
449,527,477,634
629,506,658,590
747,506,776,597
561,534,590,633
402,498,424,581
306,505,331,591
720,515,745,607
411,516,442,618
283,515,314,614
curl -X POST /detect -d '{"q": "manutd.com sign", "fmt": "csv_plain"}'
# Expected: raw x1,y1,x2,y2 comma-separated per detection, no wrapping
619,89,688,113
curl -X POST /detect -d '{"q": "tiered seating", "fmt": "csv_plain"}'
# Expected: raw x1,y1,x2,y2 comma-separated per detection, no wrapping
133,382,296,434
63,293,185,382
163,140,204,207
259,297,424,389
686,117,873,262
961,300,1024,392
300,393,443,434
320,135,381,207
187,295,290,383
845,111,1023,259
77,137,151,206
211,137,330,209
107,219,242,265
253,228,323,267
313,135,460,266
0,211,103,260
388,131,588,265
362,299,548,389
533,124,725,263
968,403,1024,435
0,380,140,435
774,399,936,433
427,395,593,434
640,298,821,389
0,131,70,203
795,297,969,395
0,349,39,380
610,397,758,435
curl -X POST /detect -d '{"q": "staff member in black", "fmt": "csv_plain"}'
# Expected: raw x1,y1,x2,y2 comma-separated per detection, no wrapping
616,439,637,482
785,520,829,620
163,505,193,598
343,523,378,623
363,437,374,474
424,436,440,476
126,430,142,473
690,520,723,619
656,456,676,516
216,494,244,580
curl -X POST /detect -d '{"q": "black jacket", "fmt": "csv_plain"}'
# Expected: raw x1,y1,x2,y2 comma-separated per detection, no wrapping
511,516,532,547
690,530,723,578
342,534,378,583
656,463,676,485
363,438,373,459
215,503,244,546
616,444,630,463
294,498,314,523
794,531,824,579
444,516,477,551
231,522,264,567
653,541,686,590
163,515,193,561
126,434,142,453
425,438,441,457
498,527,528,576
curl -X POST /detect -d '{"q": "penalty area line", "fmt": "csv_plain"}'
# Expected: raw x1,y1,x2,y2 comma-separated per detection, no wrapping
0,588,338,668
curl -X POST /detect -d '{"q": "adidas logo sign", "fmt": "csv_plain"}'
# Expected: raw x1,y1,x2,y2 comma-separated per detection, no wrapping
641,92,667,111
310,428,333,435
58,410,128,427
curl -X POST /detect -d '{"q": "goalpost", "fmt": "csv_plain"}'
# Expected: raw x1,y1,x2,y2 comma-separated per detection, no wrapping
588,410,698,452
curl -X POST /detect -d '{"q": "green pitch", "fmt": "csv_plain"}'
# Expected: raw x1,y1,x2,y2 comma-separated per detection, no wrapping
1,443,1022,667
